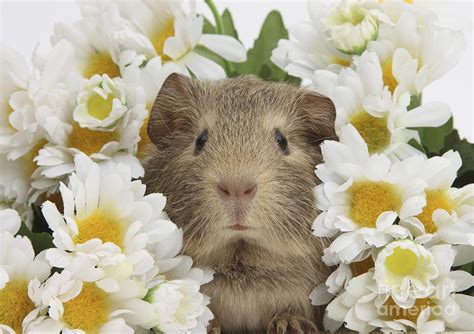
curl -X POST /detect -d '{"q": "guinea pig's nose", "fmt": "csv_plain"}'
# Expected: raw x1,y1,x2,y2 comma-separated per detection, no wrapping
217,179,257,202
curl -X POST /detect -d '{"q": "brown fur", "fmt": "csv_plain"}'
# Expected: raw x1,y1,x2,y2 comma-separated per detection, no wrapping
143,74,336,333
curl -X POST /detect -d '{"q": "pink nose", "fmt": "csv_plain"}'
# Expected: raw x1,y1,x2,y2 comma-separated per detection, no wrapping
217,179,257,202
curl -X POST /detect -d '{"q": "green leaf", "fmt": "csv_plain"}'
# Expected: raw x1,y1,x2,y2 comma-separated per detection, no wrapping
233,11,300,84
440,130,474,187
407,94,422,111
17,222,53,255
417,118,454,155
194,45,227,70
408,138,426,154
202,17,216,34
222,9,238,39
459,262,474,296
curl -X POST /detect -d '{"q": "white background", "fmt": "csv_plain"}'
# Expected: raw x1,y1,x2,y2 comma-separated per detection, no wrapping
1,0,473,141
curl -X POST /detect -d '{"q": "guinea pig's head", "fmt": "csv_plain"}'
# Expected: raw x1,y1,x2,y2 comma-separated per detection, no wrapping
143,73,335,262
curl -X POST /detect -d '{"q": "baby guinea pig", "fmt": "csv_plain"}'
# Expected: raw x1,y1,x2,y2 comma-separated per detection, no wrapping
143,73,336,334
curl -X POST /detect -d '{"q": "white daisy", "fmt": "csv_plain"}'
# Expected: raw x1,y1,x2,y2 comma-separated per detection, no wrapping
271,1,352,79
367,9,465,99
323,0,389,55
311,254,375,307
50,6,125,79
25,269,154,333
312,51,451,157
0,211,51,334
0,42,73,205
40,154,176,278
112,0,246,79
73,74,129,130
145,268,214,334
0,46,59,209
313,124,427,263
374,240,439,308
400,150,474,245
0,45,43,160
325,244,474,333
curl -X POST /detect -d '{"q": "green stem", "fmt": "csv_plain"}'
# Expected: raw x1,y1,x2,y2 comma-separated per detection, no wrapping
205,0,224,34
204,0,234,76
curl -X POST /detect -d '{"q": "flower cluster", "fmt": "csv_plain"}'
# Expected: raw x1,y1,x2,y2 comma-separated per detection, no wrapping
1,3,241,330
1,0,246,222
273,0,474,332
1,154,213,333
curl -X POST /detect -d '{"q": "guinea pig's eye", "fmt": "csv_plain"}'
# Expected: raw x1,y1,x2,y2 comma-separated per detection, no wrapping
275,130,289,155
194,130,208,154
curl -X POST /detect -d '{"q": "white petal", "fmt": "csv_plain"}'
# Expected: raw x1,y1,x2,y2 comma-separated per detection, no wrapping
182,52,226,80
398,102,451,128
200,34,246,62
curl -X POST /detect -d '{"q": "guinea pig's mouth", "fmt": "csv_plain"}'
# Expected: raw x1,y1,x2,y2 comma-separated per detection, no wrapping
223,206,252,231
227,223,250,231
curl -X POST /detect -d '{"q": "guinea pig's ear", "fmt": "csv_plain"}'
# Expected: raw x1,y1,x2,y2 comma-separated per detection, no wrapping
147,73,196,146
297,91,336,143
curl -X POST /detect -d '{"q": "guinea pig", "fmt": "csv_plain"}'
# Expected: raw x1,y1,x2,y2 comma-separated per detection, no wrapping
143,73,336,334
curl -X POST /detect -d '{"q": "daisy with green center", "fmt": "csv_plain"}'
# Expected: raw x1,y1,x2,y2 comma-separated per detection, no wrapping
73,74,128,130
367,9,465,100
313,124,427,264
324,0,389,55
271,1,353,79
399,150,474,246
41,154,177,279
110,0,246,79
325,243,474,333
0,209,51,334
144,268,214,333
24,269,154,333
312,51,451,157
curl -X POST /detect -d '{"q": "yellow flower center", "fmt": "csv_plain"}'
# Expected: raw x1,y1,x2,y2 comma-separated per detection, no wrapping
137,114,152,160
350,111,391,154
0,280,35,334
386,246,418,275
379,0,413,3
74,209,124,247
24,139,47,176
87,93,114,121
380,297,431,323
349,181,401,228
417,189,455,234
83,52,120,79
331,57,352,67
62,283,110,334
151,19,175,61
68,123,119,156
350,256,375,276
382,59,398,93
